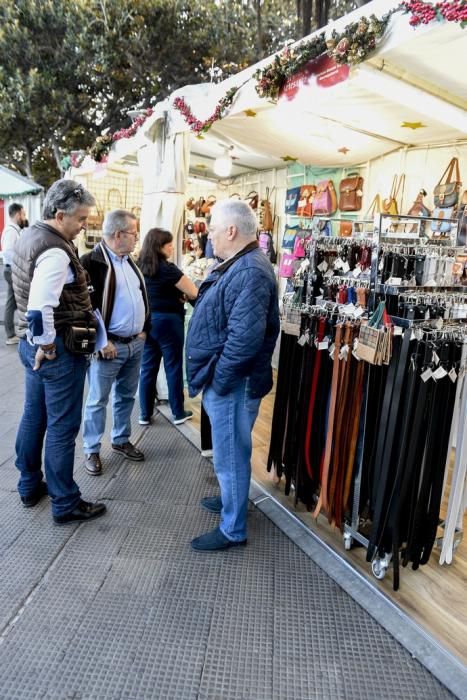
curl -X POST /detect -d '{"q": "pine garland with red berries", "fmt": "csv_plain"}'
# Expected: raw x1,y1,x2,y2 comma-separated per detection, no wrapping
173,86,241,135
402,0,467,27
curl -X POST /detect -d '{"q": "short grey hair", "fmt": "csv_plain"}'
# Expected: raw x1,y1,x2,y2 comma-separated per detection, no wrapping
43,179,95,219
102,210,137,238
210,199,258,237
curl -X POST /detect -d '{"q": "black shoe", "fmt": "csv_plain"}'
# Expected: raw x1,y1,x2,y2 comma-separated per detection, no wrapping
191,527,247,551
84,453,102,476
173,410,193,425
53,499,107,525
111,442,145,461
200,496,222,514
20,481,48,508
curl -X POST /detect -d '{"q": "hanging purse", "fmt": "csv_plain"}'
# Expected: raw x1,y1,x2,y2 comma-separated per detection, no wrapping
245,191,259,209
456,191,467,246
201,195,216,215
382,175,405,216
434,157,462,208
194,197,205,217
339,221,353,237
278,252,297,278
285,187,301,214
296,185,316,218
186,197,195,210
431,207,455,236
339,173,364,211
282,225,299,249
261,187,274,231
366,194,381,219
407,189,431,218
313,180,337,216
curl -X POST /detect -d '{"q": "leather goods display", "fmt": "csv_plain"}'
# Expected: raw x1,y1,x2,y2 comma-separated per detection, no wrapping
194,198,205,217
63,325,97,355
456,190,467,246
244,191,259,209
193,220,206,234
407,189,431,218
382,174,405,216
313,180,337,216
296,185,316,218
434,157,462,208
285,186,301,214
339,221,353,237
339,173,364,211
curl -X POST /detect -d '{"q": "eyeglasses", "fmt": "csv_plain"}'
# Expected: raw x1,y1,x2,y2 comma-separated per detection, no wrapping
120,229,139,239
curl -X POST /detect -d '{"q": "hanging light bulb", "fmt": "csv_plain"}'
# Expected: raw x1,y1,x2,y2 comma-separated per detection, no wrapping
213,147,233,178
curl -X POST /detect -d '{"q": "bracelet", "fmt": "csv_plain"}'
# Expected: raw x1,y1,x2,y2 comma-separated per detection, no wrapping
42,345,56,356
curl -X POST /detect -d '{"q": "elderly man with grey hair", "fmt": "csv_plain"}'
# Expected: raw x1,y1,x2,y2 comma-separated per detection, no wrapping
80,209,150,476
12,178,107,524
186,199,280,551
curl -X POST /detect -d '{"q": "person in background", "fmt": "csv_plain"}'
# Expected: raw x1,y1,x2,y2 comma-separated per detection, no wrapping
186,199,279,551
80,210,150,476
138,228,198,426
12,179,106,524
2,202,27,344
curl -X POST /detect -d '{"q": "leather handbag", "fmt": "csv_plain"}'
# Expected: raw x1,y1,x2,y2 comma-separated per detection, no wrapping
285,187,301,214
339,174,363,211
456,191,467,246
431,206,455,236
296,185,316,218
194,198,205,217
434,157,462,208
366,194,381,218
63,325,97,355
261,187,274,231
186,197,195,210
245,191,259,209
201,195,216,215
383,175,405,216
313,180,337,216
339,221,353,237
407,189,431,218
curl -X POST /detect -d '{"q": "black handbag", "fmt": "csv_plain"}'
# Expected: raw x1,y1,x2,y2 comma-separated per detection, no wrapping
63,325,97,354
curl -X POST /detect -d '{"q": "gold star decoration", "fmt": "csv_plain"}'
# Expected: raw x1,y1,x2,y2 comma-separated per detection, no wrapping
338,146,350,155
195,134,205,140
281,155,298,162
244,109,257,117
401,121,426,130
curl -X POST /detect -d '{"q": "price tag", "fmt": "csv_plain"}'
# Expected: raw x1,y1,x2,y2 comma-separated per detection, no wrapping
329,343,336,360
318,340,329,351
432,351,440,366
449,368,458,383
432,366,448,381
297,332,308,347
421,368,433,383
339,344,349,361
324,269,334,278
317,261,328,272
353,265,362,278
334,257,343,270
354,307,365,318
345,303,356,314
341,261,350,274
394,326,403,336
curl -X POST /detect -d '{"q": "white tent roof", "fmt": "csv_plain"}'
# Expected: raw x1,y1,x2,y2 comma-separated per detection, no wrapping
0,165,43,198
137,0,467,177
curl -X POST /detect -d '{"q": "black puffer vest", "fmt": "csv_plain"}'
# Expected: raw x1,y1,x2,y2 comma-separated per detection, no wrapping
12,222,96,337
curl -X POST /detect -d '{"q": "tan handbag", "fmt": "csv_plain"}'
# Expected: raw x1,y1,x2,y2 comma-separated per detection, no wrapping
366,194,381,218
201,195,216,215
244,191,259,209
382,175,405,216
186,197,195,210
339,174,364,211
339,221,353,237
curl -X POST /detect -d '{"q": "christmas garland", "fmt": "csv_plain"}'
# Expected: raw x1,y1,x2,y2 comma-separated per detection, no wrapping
173,86,240,135
255,14,393,101
402,0,467,27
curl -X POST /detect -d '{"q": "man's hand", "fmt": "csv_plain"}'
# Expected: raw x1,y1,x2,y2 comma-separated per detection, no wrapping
100,341,117,360
33,345,57,371
137,332,147,341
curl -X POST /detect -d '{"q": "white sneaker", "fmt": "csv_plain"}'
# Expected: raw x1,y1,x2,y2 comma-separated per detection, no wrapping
5,335,20,345
138,417,151,426
201,449,213,458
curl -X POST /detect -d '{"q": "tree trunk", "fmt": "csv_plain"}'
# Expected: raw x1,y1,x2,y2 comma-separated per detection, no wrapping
314,0,330,29
302,0,312,36
51,138,64,176
255,0,263,59
23,145,33,179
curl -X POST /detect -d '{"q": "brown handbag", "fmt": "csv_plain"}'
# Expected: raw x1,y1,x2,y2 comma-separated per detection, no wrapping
339,221,353,237
194,197,205,218
339,174,364,211
201,195,216,215
186,197,195,210
245,191,259,209
296,185,316,218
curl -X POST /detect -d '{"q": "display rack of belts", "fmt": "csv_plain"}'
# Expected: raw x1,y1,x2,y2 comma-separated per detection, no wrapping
268,211,467,590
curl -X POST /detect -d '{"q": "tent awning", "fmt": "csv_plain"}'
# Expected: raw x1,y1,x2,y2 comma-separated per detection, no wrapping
0,165,43,198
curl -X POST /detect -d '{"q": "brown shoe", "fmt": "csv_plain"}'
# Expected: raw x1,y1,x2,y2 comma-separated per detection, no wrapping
111,441,144,461
84,453,102,476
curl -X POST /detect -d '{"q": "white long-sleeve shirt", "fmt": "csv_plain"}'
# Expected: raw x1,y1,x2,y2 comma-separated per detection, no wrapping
1,221,20,266
27,248,75,345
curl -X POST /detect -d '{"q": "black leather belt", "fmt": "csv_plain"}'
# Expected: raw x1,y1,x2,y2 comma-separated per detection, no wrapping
107,333,139,343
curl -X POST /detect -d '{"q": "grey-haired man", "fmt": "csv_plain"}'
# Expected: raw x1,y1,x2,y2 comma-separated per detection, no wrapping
12,179,107,524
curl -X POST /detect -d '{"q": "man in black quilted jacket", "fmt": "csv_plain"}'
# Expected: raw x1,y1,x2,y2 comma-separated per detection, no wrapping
186,199,279,551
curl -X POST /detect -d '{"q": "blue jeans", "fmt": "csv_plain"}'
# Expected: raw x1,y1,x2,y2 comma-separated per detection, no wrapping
83,336,144,454
139,312,185,420
202,379,261,542
15,337,87,516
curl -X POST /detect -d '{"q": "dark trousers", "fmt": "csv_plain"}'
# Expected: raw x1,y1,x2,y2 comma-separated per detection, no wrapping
139,312,185,419
200,404,212,451
3,267,17,338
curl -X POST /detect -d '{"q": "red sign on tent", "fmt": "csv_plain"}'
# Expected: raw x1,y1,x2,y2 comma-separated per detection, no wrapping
281,55,349,101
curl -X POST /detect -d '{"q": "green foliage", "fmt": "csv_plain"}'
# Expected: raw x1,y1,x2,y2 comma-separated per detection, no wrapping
0,0,356,187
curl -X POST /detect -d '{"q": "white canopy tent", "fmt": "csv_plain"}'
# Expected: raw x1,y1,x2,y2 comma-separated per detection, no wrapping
71,0,467,251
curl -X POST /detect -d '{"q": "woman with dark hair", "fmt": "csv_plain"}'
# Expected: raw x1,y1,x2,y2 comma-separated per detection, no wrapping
138,228,198,425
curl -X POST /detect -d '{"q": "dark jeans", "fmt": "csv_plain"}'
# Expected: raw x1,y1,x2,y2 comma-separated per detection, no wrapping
139,312,185,420
3,267,17,338
15,337,87,516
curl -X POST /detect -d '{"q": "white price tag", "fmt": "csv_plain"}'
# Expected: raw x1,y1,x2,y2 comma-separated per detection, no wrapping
329,343,336,360
421,368,433,383
394,326,403,336
449,368,458,383
341,261,350,274
345,303,356,314
317,261,328,272
386,277,402,286
334,257,343,270
353,265,362,278
318,340,330,351
297,333,308,347
432,351,440,366
354,307,365,318
339,344,350,361
433,366,448,381
324,269,334,278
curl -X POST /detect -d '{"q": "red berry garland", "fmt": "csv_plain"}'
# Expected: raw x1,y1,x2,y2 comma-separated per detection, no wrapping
403,1,467,27
112,108,154,141
173,87,241,135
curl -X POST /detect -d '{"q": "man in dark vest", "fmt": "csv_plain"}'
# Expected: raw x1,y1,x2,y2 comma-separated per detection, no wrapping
12,179,107,524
